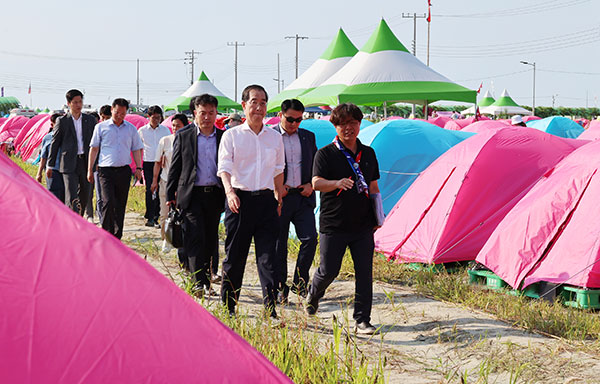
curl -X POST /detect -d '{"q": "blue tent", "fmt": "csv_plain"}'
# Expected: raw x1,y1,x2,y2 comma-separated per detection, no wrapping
358,120,475,214
299,119,376,149
526,116,584,138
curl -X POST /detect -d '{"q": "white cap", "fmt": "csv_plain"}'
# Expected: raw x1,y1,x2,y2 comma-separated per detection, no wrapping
511,115,524,125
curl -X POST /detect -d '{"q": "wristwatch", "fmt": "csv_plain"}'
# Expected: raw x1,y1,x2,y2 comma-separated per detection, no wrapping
136,167,142,171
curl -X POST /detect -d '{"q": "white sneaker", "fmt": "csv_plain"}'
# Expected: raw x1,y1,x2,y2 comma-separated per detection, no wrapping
161,240,172,253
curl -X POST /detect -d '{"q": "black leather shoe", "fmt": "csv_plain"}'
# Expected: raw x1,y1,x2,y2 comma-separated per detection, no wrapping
355,321,377,335
144,219,155,227
304,293,319,315
277,291,289,305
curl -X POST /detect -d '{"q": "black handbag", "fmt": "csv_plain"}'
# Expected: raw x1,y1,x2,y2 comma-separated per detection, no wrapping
165,206,184,248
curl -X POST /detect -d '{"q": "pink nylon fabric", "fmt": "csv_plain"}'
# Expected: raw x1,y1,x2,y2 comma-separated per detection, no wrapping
444,118,472,131
20,115,51,161
0,152,292,384
13,114,48,150
124,114,149,174
578,121,600,140
375,127,586,264
477,140,600,289
427,116,451,128
264,116,281,125
0,115,29,143
461,120,510,133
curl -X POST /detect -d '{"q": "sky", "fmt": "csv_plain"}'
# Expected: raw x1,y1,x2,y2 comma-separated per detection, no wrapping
1,0,599,110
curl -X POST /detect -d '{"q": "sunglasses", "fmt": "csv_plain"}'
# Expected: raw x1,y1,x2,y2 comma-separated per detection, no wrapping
284,116,302,123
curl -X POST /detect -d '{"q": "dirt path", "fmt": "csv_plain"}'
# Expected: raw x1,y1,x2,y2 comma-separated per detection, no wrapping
122,212,600,383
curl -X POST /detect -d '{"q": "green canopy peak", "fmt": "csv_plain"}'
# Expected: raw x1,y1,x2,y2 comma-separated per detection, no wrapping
361,18,409,54
319,28,359,60
198,71,210,81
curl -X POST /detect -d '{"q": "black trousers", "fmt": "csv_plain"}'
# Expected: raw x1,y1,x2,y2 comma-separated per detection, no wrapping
143,161,160,221
221,190,279,315
308,229,374,323
63,156,90,216
276,192,317,296
181,186,224,289
46,170,65,203
98,166,131,239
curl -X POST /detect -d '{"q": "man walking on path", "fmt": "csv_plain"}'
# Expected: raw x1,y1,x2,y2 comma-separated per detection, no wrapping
138,105,170,227
47,89,97,215
88,98,143,239
167,95,225,296
305,103,384,335
273,99,318,303
36,113,65,202
217,84,285,319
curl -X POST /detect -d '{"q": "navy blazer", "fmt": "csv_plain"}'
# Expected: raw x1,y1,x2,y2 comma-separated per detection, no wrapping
274,124,318,205
47,113,97,173
167,124,224,210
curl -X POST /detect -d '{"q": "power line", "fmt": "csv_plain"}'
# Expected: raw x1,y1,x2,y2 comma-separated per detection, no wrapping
285,34,309,79
434,0,588,18
184,50,200,85
0,50,183,63
227,42,245,102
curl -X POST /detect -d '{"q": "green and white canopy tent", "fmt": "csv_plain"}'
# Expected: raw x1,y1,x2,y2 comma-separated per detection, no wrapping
462,90,495,115
299,19,476,108
267,28,358,112
479,89,531,116
164,71,241,112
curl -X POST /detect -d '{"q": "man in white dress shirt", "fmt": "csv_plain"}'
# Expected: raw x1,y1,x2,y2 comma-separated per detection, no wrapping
218,84,285,319
138,105,171,227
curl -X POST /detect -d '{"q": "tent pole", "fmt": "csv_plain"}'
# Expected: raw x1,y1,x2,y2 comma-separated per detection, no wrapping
384,101,387,119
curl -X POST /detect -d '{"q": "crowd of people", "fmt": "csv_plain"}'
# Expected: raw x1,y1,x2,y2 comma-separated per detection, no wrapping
36,85,384,334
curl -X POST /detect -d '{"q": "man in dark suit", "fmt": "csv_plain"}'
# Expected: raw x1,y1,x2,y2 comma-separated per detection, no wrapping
47,89,97,215
274,99,318,304
167,94,225,295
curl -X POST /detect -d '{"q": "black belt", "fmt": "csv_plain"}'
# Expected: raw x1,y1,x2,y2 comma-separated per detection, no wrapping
237,189,273,197
286,187,302,194
193,185,220,193
77,154,86,159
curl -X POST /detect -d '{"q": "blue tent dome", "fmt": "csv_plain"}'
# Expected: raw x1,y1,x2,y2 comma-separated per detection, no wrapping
358,119,475,213
526,116,584,138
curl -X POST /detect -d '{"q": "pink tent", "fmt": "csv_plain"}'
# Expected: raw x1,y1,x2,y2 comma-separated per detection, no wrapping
578,120,600,140
385,116,403,120
523,116,541,122
476,139,600,289
0,152,291,383
444,118,472,131
13,114,48,151
461,120,510,133
320,115,332,121
20,115,52,161
427,116,451,128
264,116,280,126
375,128,586,264
0,115,29,143
0,117,6,126
162,115,174,132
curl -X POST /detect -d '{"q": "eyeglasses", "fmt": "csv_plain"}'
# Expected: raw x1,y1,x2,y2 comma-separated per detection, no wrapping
284,116,302,123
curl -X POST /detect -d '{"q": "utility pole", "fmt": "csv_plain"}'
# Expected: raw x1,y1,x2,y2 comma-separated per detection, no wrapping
227,41,245,102
285,34,309,79
273,53,283,93
136,59,140,107
402,13,426,117
184,50,199,85
520,61,536,116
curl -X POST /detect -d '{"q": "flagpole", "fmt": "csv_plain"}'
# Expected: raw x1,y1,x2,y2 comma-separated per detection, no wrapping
427,1,431,66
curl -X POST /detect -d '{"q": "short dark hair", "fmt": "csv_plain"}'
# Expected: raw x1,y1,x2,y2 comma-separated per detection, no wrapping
281,99,305,113
172,113,189,126
88,111,100,122
50,112,63,124
147,105,163,117
192,94,219,111
330,103,363,126
241,84,268,103
65,89,83,103
99,105,111,117
112,98,129,109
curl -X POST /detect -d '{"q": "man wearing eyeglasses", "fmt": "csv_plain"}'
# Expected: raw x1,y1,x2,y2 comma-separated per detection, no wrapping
272,99,317,304
218,84,285,320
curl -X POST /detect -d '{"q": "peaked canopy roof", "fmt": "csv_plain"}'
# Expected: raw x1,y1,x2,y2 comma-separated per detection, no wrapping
267,28,358,112
0,152,291,383
480,89,531,116
165,71,241,112
479,90,496,107
299,19,476,107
